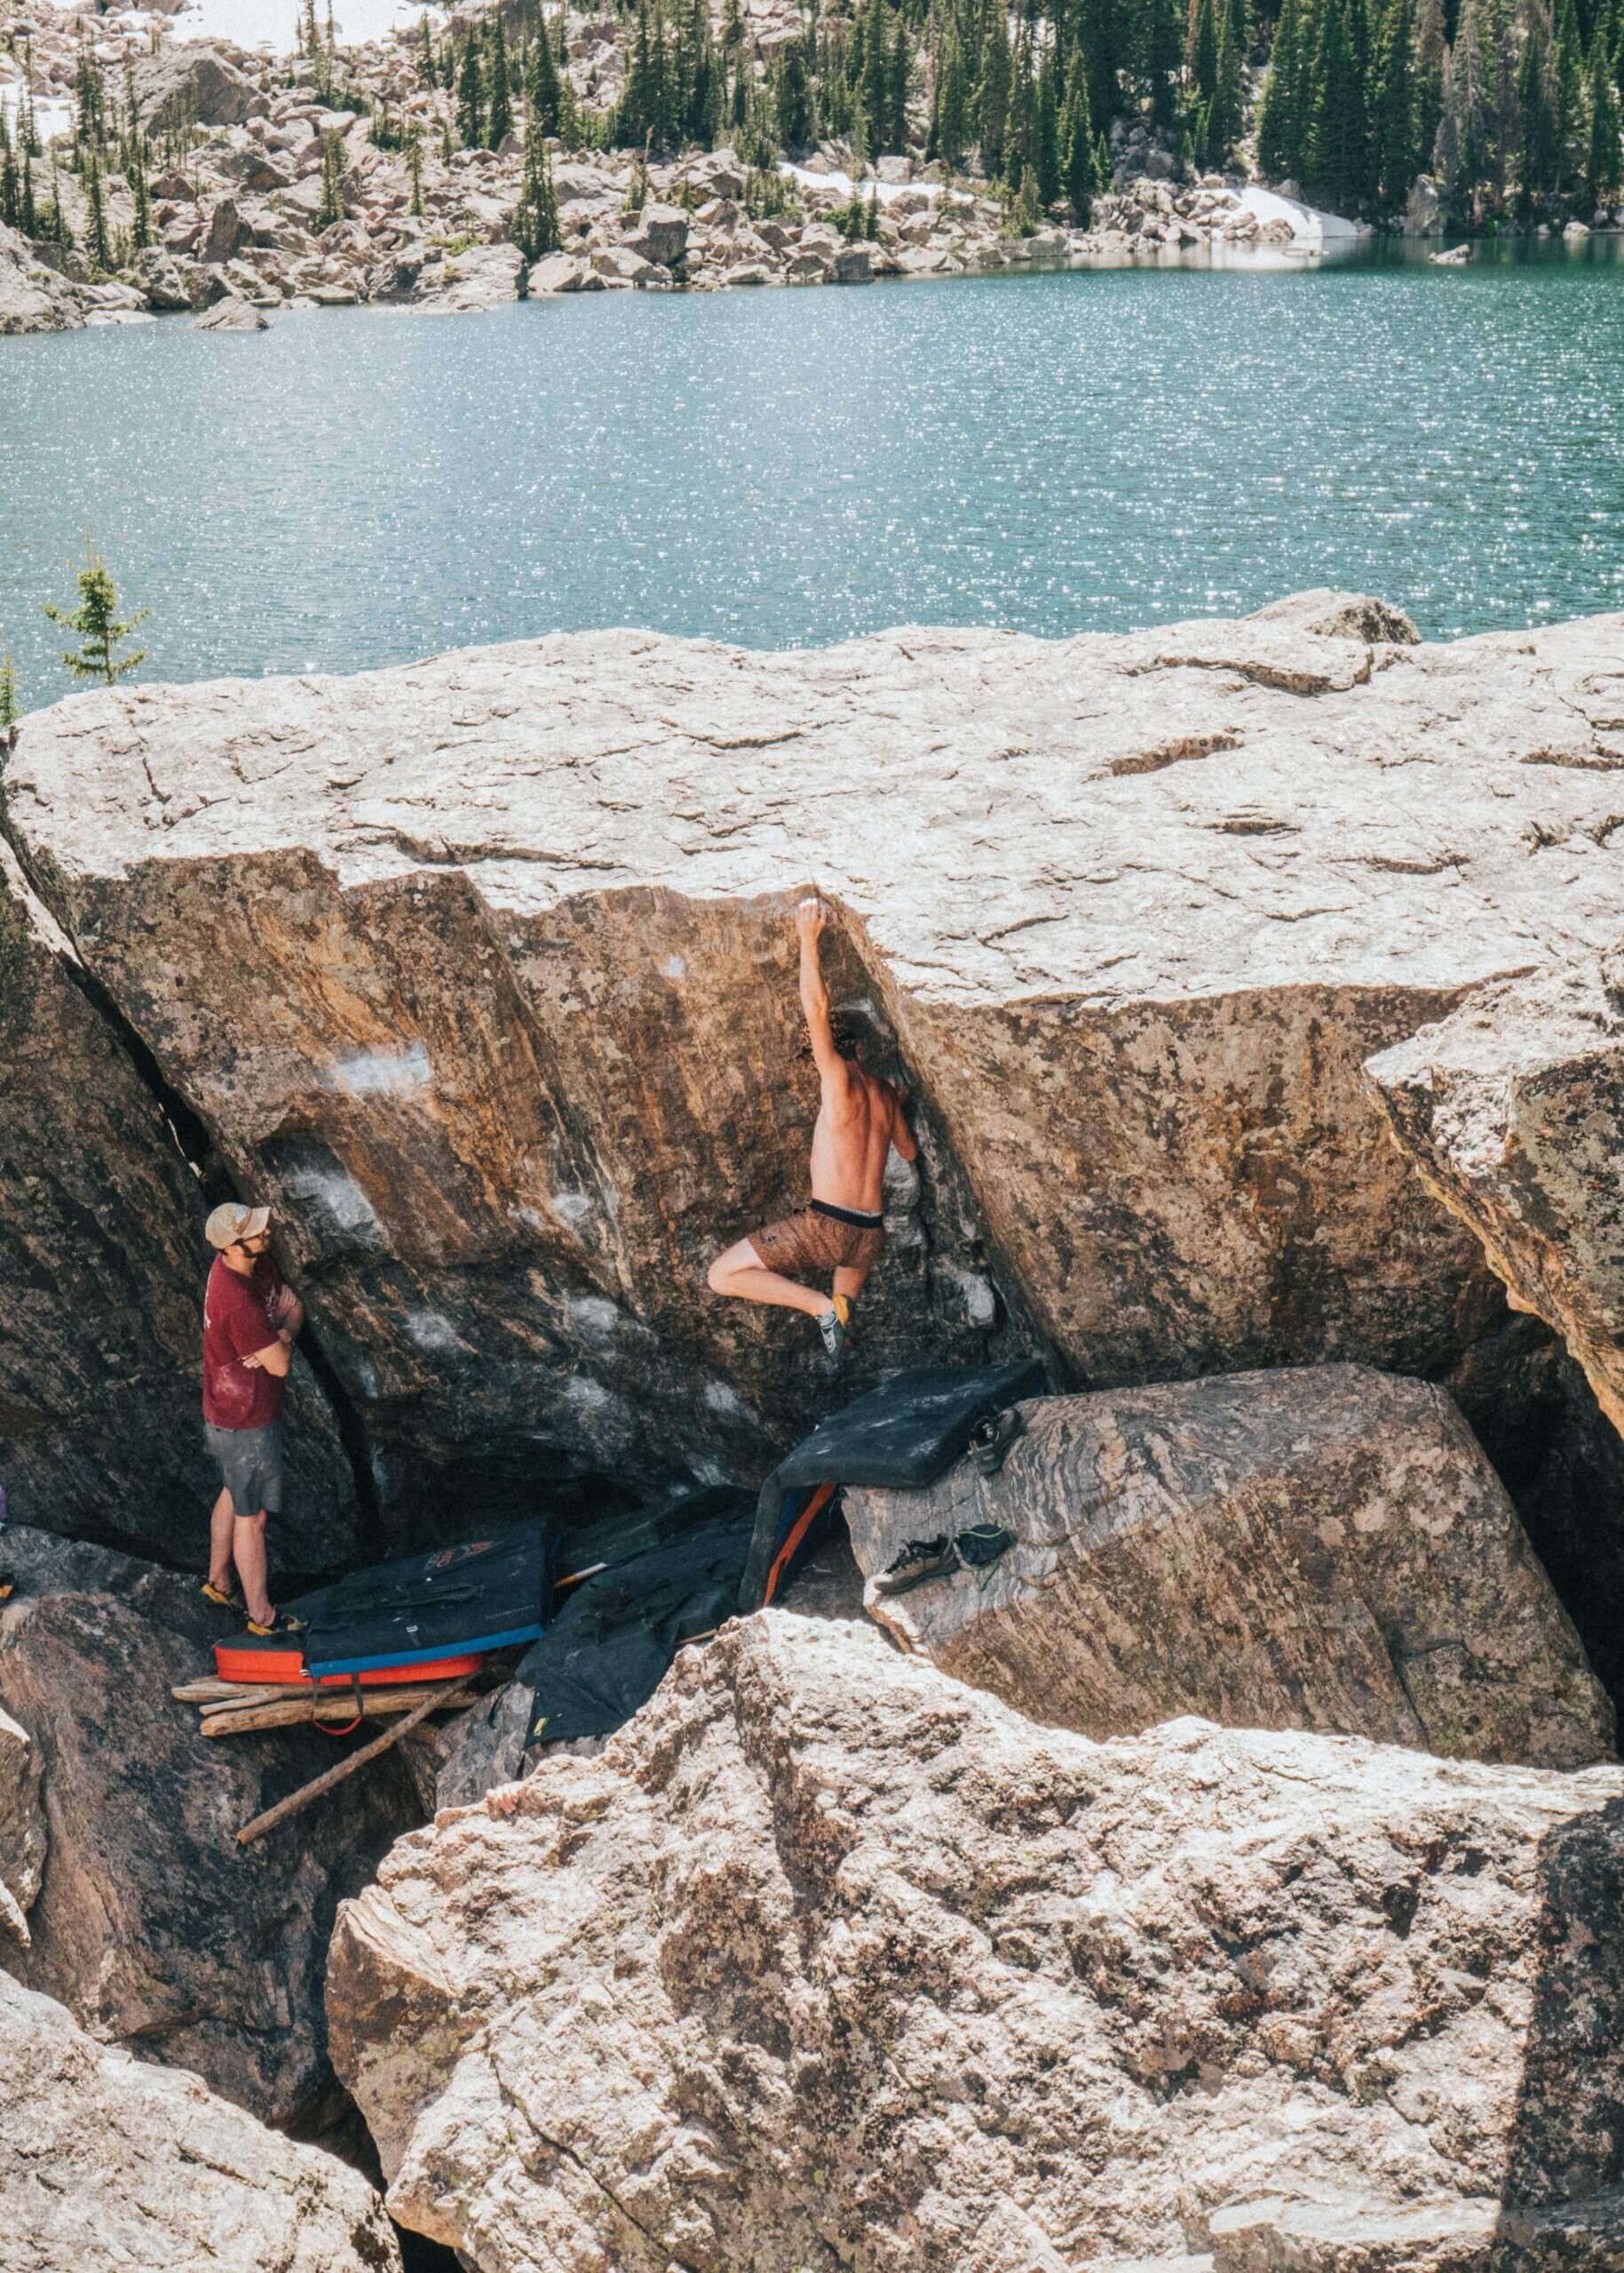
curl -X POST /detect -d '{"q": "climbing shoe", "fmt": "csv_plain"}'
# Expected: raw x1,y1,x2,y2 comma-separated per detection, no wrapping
955,1523,1017,1578
245,1608,307,1638
967,1406,1024,1478
817,1295,852,1361
872,1534,959,1597
200,1579,241,1612
0,1573,15,1605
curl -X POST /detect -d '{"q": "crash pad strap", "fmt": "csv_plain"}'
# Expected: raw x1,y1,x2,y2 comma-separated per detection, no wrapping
761,1481,837,1608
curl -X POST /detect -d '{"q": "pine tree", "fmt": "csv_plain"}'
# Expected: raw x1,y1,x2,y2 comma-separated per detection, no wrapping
406,118,424,215
929,23,971,165
129,128,153,249
1371,0,1418,204
684,0,723,145
1208,7,1242,159
1256,0,1308,177
777,32,816,147
1517,18,1555,205
487,12,513,146
316,126,345,226
1304,0,1374,205
83,147,110,270
0,653,20,756
1553,0,1585,186
1191,0,1221,104
1140,0,1184,122
1058,43,1097,216
20,147,36,240
43,543,148,687
419,12,435,83
1031,39,1058,199
514,122,562,256
0,113,16,232
457,33,486,148
1587,16,1623,199
528,4,565,132
978,0,1013,176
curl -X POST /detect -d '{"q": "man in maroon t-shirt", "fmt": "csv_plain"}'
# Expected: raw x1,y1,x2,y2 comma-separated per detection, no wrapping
201,1200,305,1634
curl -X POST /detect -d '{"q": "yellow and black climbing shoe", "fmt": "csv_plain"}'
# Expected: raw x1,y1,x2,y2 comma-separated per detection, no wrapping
245,1608,307,1638
817,1295,852,1361
200,1579,240,1612
0,1573,15,1604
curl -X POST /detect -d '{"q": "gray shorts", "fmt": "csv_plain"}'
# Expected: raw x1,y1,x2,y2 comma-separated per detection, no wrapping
205,1420,284,1518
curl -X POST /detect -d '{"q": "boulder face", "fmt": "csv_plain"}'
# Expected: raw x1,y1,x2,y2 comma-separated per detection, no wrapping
0,843,356,1575
0,1967,401,2273
0,1527,421,2135
130,41,262,129
0,1703,45,1944
843,1367,1614,1769
327,1613,1624,2273
1370,960,1624,1446
10,606,1624,1535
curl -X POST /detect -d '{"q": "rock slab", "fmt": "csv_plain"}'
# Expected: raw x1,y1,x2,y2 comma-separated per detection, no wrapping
12,606,1624,1530
0,1965,400,2273
329,1613,1624,2273
0,1527,420,2134
844,1366,1614,1769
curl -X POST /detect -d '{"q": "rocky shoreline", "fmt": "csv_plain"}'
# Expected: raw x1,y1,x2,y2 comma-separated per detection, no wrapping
0,4,1336,337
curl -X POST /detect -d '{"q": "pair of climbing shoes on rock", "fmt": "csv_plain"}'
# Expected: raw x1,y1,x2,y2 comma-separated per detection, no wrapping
872,1523,1018,1598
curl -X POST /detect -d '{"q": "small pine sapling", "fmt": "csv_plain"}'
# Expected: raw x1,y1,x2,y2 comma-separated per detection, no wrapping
43,542,149,688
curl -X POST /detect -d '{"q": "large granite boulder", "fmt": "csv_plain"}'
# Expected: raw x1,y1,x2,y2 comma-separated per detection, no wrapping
1370,962,1624,1445
0,1967,400,2273
0,1527,421,2134
131,42,265,130
0,219,84,334
10,606,1624,1537
843,1366,1613,1769
0,843,356,1575
328,1613,1624,2272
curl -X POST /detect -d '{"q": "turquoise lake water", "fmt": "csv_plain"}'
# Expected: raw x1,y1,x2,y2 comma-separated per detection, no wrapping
1,241,1621,700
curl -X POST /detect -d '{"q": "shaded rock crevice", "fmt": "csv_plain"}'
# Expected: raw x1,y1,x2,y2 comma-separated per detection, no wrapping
0,810,381,1580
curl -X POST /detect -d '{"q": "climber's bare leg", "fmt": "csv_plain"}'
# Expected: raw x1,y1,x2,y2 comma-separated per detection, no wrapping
832,1261,872,1306
708,1237,828,1319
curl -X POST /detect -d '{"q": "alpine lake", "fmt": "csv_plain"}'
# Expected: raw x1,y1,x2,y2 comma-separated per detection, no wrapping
2,232,1621,701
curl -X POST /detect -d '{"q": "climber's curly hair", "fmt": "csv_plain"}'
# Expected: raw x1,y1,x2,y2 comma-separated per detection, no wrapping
798,1020,867,1064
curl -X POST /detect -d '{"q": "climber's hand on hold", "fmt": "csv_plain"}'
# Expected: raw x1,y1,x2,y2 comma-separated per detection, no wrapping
795,895,826,940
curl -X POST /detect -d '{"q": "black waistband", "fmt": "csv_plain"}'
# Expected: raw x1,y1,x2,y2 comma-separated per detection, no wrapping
810,1198,884,1228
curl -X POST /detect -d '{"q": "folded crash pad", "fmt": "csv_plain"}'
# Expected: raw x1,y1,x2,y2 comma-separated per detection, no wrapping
739,1359,1047,1612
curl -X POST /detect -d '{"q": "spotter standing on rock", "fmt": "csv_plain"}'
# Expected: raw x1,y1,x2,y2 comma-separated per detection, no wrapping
708,896,916,1359
200,1201,305,1636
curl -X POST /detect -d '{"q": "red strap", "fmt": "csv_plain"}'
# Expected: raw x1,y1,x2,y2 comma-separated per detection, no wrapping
763,1481,836,1606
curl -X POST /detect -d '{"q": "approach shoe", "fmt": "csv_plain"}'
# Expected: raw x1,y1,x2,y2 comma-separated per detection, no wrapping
871,1533,959,1598
817,1295,852,1361
967,1405,1025,1478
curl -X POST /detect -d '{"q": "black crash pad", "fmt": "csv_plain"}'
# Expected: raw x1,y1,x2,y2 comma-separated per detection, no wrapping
522,1485,755,1747
288,1525,552,1678
772,1359,1047,1490
737,1358,1047,1612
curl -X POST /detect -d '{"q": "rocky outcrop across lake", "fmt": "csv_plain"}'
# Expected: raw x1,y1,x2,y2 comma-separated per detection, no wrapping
845,1366,1613,1767
8,603,1624,1547
0,219,85,335
0,6,1327,334
0,1527,421,2135
329,1612,1624,2272
1,1965,401,2273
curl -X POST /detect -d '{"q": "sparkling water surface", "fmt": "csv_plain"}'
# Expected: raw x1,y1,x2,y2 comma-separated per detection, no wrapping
2,241,1621,701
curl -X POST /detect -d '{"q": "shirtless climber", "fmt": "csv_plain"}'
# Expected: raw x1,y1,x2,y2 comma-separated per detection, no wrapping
707,895,916,1360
